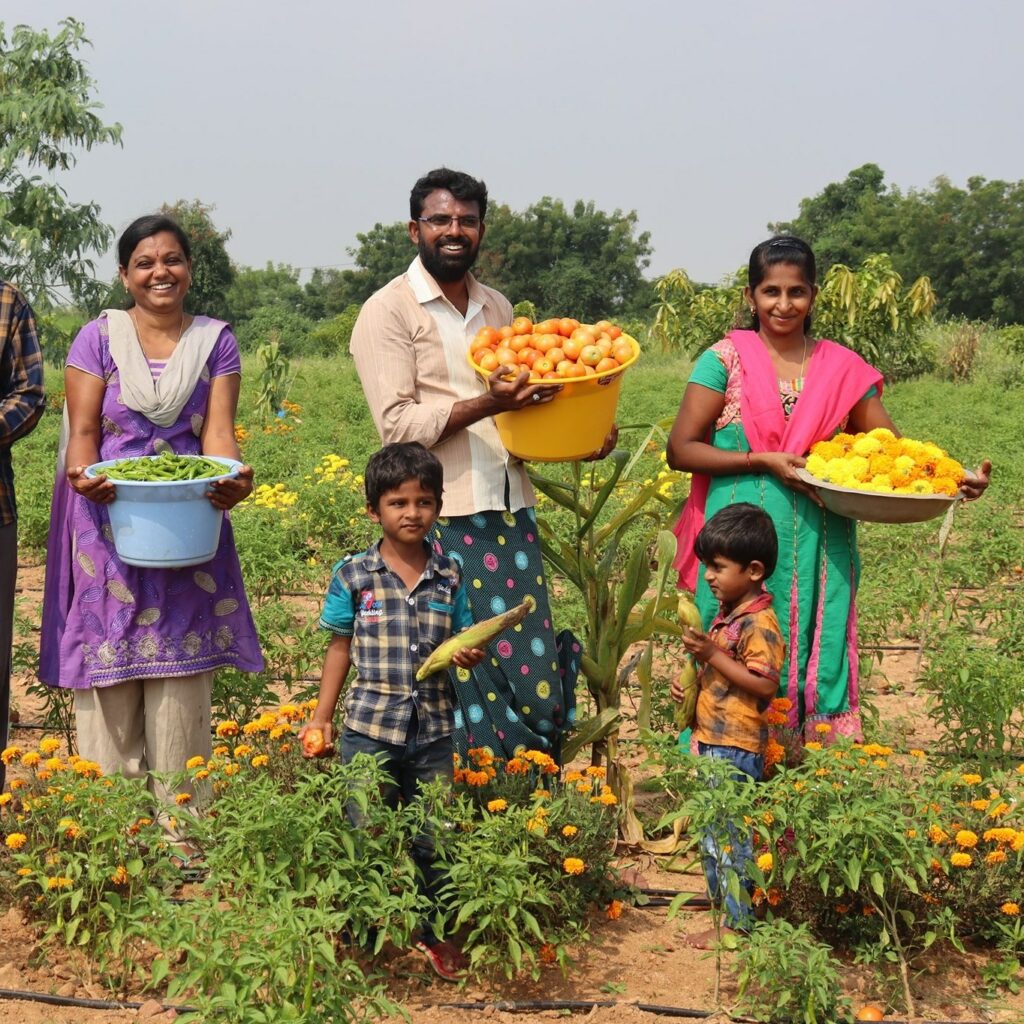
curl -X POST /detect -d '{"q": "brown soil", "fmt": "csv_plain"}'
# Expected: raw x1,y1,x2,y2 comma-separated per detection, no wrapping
4,560,1023,1023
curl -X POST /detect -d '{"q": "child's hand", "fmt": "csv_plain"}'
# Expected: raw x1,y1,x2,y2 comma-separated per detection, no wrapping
451,647,486,670
298,720,334,758
681,627,717,664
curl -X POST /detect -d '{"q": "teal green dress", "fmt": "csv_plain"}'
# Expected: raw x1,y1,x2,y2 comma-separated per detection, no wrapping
688,344,875,739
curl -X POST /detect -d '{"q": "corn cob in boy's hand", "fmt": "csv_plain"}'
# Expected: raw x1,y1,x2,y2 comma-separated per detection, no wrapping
677,592,703,631
415,595,536,681
672,658,698,730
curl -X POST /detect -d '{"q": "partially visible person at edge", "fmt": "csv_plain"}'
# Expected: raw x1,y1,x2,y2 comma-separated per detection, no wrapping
39,214,264,811
351,167,613,762
0,280,45,791
667,236,991,740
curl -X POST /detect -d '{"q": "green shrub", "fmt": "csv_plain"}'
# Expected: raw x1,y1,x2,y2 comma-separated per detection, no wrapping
235,305,315,356
308,304,361,358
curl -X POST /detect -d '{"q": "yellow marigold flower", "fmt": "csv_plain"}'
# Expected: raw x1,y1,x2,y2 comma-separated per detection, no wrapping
1012,833,1024,853
44,758,65,772
215,720,239,738
213,745,229,757
802,741,822,752
970,798,990,812
950,852,972,868
36,770,52,782
9,780,24,791
906,829,918,839
928,824,948,844
223,763,240,776
110,865,129,885
1001,902,1020,916
233,744,253,758
532,789,551,800
598,792,617,806
20,752,41,768
251,755,269,768
606,900,623,920
955,830,978,849
762,812,775,825
486,799,507,813
852,435,882,457
270,724,292,739
5,832,27,849
526,817,547,835
39,737,61,756
563,771,585,783
174,793,192,806
961,773,982,785
585,765,607,779
186,755,206,770
46,876,73,890
985,850,1007,865
1,746,22,764
756,852,773,872
195,769,210,781
16,867,31,877
0,793,11,807
562,857,586,876
983,828,1016,844
988,802,1010,819
277,703,302,721
562,825,578,838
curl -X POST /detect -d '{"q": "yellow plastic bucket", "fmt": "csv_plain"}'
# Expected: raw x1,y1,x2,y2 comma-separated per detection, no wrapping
469,335,640,462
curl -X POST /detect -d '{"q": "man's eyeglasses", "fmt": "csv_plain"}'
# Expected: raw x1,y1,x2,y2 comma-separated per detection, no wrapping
418,214,481,230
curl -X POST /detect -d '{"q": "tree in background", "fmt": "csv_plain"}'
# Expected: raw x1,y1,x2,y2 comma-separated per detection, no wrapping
773,165,1024,324
0,18,121,307
160,199,234,321
225,263,306,327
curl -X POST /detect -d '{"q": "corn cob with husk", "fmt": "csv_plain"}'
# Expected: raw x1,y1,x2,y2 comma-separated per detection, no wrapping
415,595,536,681
677,592,703,631
673,658,698,730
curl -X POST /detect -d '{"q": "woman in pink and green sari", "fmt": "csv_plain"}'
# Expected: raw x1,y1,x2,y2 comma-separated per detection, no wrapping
668,237,990,738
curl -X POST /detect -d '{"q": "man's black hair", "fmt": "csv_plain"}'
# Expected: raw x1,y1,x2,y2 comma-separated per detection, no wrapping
364,442,443,510
693,502,778,579
410,168,488,221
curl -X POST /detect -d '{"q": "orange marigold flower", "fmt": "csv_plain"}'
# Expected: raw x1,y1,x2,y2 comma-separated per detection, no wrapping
110,865,129,885
195,769,210,781
174,793,192,806
15,867,31,877
764,739,785,766
1001,902,1020,916
215,720,239,738
1,746,22,764
539,943,557,964
766,888,783,907
269,724,292,740
606,900,624,920
765,711,787,727
988,802,1010,819
770,697,792,713
961,773,982,785
955,829,978,849
9,780,24,791
985,850,1007,865
46,876,73,890
950,852,972,868
970,798,991,812
564,770,585,783
20,752,41,768
563,857,586,875
487,799,508,813
598,792,618,806
909,749,925,759
928,825,948,844
223,763,240,776
984,828,1017,844
251,755,269,768
213,745,229,757
906,829,918,839
39,738,61,756
232,744,253,758
5,832,27,849
585,765,607,779
505,758,529,776
562,825,578,838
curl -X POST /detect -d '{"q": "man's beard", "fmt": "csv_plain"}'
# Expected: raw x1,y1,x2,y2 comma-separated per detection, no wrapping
418,235,478,282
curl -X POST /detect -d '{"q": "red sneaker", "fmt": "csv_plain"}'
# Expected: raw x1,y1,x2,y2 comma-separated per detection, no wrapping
414,938,467,981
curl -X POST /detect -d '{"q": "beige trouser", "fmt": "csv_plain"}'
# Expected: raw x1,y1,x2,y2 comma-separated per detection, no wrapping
74,672,213,809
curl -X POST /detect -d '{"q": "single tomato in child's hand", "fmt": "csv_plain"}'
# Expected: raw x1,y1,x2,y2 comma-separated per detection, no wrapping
301,727,327,758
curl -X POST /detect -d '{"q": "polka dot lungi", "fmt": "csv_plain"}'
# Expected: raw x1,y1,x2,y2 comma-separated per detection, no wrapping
433,507,579,762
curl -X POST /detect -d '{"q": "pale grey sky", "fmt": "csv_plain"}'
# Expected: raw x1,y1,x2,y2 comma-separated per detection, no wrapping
6,0,1023,285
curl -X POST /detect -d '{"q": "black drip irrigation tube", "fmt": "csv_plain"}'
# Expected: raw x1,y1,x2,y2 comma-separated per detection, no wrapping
0,986,194,1014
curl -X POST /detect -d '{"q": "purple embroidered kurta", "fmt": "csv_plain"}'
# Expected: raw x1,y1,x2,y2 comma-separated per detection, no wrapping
39,317,264,689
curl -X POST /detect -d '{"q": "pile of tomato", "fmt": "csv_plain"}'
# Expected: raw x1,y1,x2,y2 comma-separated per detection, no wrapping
469,317,635,381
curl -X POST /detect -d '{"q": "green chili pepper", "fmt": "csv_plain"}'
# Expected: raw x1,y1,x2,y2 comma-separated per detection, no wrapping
102,453,231,482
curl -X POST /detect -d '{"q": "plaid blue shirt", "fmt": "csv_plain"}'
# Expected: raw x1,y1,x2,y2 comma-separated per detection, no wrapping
319,541,474,745
0,281,45,527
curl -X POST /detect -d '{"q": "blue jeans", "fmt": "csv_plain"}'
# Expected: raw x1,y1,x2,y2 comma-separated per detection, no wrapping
341,717,453,941
697,742,764,930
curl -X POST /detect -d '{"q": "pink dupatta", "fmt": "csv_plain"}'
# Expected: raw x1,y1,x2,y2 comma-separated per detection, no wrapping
672,330,883,591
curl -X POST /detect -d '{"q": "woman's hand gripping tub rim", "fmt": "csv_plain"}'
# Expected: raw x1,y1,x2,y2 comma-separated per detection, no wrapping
207,464,254,510
750,451,824,506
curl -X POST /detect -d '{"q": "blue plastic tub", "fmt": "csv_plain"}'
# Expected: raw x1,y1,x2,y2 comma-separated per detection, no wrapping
85,455,242,569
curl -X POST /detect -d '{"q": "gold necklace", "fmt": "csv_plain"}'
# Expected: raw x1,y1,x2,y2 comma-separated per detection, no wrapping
129,307,186,354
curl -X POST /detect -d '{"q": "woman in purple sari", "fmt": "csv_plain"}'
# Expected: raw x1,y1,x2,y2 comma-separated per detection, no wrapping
40,215,263,805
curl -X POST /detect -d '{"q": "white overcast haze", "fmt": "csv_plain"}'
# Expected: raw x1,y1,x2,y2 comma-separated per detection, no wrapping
6,0,1023,286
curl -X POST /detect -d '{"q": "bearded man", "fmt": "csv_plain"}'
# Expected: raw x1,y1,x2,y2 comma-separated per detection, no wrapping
350,167,584,764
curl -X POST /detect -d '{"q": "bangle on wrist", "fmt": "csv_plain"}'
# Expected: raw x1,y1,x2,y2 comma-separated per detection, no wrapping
745,451,753,471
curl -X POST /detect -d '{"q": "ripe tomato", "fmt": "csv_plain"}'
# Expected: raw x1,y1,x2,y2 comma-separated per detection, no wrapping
558,317,580,337
595,357,620,374
475,326,500,347
612,340,634,364
555,359,574,375
518,348,540,367
470,334,494,355
302,728,326,757
570,326,597,346
541,371,560,379
607,325,623,340
509,333,531,352
498,325,516,340
562,362,587,378
534,334,559,354
561,338,582,361
593,319,613,334
478,352,499,372
854,1006,885,1021
533,357,554,375
534,319,560,335
597,337,613,356
579,345,603,367
494,346,518,367
511,317,533,335
546,347,565,365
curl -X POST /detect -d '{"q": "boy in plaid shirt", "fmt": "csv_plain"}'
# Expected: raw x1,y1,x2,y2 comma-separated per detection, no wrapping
671,502,785,945
300,442,484,979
